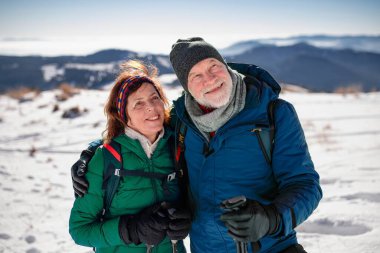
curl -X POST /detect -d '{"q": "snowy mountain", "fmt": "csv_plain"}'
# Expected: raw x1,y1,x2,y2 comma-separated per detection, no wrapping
1,35,380,93
0,83,379,252
0,49,173,92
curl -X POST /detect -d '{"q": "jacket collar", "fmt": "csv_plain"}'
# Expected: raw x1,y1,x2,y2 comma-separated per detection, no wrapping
173,77,263,124
113,126,172,160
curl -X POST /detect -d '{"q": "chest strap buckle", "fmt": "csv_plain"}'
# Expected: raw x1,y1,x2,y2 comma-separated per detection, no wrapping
167,172,176,182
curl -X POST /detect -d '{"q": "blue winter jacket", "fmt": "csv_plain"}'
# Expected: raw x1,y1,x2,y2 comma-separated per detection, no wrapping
172,63,322,253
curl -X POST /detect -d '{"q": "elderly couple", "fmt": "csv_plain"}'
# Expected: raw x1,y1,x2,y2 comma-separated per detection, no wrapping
69,38,322,253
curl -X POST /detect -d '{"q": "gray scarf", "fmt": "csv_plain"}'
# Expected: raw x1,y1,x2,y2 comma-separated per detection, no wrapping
185,67,246,140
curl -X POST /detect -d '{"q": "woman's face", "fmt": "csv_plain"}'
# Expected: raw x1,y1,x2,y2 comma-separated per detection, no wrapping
126,82,165,143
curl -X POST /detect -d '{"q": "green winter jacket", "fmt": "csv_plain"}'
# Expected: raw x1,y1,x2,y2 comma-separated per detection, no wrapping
69,130,185,253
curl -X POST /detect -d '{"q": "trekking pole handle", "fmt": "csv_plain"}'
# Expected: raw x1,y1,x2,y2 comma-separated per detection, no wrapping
171,240,178,253
220,195,247,210
146,244,154,253
166,207,179,253
221,196,248,253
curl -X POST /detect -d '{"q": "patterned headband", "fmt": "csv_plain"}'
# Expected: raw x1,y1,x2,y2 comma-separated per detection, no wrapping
117,75,156,122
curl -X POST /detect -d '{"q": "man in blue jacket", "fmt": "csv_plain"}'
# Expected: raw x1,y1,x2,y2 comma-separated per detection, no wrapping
72,37,322,253
168,37,322,253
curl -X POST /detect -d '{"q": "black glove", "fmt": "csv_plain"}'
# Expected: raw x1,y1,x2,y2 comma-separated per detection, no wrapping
166,207,192,241
220,199,280,242
119,203,170,246
71,149,92,197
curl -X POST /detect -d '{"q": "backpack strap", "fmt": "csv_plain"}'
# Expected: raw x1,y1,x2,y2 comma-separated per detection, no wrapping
101,140,122,220
268,99,283,159
175,118,187,167
101,138,182,221
174,117,189,195
252,99,284,166
173,117,197,217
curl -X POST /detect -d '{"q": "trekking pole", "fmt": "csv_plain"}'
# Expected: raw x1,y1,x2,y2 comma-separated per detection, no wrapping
221,196,261,253
167,207,179,253
158,202,180,253
146,244,154,253
171,239,178,253
221,196,248,253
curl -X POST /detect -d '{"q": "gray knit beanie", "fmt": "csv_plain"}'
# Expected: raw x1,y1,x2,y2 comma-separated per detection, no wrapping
169,37,226,92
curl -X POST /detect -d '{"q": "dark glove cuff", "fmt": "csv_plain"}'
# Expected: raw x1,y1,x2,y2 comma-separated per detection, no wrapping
264,204,281,235
80,149,94,160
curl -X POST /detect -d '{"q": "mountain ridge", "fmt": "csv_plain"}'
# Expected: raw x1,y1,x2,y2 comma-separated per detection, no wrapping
1,37,379,92
225,42,380,91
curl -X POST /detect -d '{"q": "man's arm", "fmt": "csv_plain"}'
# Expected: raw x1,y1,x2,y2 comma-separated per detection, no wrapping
71,139,103,197
220,101,322,243
69,147,126,247
271,101,323,236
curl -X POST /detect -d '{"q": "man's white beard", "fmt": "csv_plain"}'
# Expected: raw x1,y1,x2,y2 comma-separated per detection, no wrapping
194,82,233,108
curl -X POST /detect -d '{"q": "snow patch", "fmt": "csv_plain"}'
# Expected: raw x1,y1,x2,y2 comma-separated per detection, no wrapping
65,63,116,71
298,218,371,236
41,64,65,82
341,192,380,203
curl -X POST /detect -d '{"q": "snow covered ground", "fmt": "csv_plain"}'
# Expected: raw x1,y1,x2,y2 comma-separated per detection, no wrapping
0,84,379,253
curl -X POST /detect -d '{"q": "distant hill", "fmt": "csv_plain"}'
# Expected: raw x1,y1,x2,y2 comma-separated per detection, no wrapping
225,43,380,92
1,36,380,92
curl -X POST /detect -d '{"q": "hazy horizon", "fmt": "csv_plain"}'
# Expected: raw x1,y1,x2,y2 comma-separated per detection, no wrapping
0,33,380,57
1,0,379,56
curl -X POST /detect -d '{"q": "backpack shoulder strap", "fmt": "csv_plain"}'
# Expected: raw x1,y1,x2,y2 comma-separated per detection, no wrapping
173,117,197,217
253,99,284,166
267,99,284,162
101,139,122,220
174,116,187,185
175,118,187,166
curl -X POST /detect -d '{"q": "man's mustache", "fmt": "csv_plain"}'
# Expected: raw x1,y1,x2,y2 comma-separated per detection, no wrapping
201,80,224,94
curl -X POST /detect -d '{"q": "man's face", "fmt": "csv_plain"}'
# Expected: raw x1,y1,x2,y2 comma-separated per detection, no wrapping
187,58,233,108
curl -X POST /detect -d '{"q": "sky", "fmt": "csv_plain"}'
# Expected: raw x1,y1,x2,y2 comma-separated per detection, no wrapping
0,0,379,56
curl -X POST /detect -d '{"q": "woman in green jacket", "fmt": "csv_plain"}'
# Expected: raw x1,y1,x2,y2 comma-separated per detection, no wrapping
69,60,190,253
